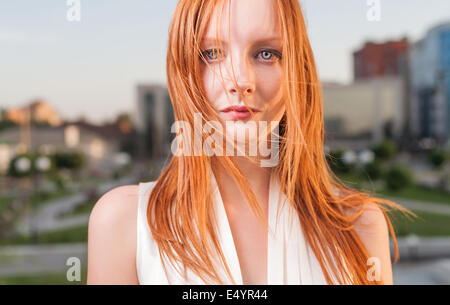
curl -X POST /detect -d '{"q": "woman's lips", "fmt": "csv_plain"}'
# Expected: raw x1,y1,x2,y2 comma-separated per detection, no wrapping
220,106,260,120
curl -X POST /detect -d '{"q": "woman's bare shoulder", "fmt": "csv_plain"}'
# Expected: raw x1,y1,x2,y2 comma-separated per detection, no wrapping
343,201,387,233
87,184,141,284
89,185,140,225
342,201,393,284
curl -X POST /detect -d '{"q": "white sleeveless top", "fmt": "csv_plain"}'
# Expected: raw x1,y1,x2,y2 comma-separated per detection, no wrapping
136,170,343,284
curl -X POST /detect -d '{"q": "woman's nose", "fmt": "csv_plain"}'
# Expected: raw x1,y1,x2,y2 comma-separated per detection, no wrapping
229,82,254,97
225,54,255,97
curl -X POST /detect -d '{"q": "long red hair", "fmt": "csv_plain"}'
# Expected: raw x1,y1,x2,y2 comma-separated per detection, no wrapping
147,0,415,285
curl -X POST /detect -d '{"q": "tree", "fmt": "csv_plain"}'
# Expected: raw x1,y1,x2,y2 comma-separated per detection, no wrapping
372,139,397,161
326,149,355,174
363,159,384,180
429,148,448,169
385,164,413,191
51,151,85,170
116,112,133,134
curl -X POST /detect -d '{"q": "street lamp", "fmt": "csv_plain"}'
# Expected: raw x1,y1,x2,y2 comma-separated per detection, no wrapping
359,149,375,165
34,154,51,194
14,156,36,242
36,156,51,172
342,150,357,165
113,152,131,179
15,156,31,174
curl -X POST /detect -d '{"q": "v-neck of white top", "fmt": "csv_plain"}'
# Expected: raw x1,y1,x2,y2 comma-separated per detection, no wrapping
136,169,340,284
209,168,275,285
209,167,313,285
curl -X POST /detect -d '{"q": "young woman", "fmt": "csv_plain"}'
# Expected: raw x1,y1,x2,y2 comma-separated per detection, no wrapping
87,0,414,285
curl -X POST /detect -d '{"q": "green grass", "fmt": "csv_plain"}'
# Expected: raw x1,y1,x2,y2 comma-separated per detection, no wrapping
0,268,87,285
336,172,450,205
335,172,373,190
0,225,88,246
335,171,450,236
0,196,13,214
388,209,450,237
376,185,450,205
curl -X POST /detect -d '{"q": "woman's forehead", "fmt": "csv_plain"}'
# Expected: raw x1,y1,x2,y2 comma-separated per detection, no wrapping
202,0,281,44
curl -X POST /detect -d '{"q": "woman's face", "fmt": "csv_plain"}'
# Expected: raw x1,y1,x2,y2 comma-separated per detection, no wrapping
200,0,285,148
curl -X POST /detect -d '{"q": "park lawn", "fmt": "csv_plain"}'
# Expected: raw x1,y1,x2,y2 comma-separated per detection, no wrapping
334,172,368,190
0,268,87,285
387,209,450,237
376,185,450,205
0,225,88,246
336,172,450,205
0,196,13,214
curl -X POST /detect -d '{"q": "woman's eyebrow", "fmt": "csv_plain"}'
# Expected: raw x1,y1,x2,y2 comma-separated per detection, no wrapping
201,36,282,45
253,37,283,46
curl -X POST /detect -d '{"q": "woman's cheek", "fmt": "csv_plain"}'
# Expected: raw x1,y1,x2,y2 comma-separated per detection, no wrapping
255,66,283,103
201,69,222,111
200,69,213,99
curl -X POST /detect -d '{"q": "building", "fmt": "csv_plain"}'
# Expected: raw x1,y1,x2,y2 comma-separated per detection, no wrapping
410,21,450,145
0,120,129,176
353,38,409,80
4,99,63,127
353,38,412,142
29,100,63,126
322,77,405,150
136,84,175,161
5,107,27,125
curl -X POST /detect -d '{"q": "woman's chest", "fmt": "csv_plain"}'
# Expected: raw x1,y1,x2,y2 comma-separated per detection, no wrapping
223,201,269,285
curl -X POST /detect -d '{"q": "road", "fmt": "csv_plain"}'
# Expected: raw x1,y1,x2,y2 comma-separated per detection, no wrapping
378,195,450,216
13,175,137,236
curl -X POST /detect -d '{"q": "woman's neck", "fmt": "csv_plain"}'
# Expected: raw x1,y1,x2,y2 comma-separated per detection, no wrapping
211,156,272,210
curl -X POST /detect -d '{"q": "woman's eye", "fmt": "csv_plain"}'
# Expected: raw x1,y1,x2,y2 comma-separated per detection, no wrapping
202,49,222,61
257,49,282,63
201,48,282,63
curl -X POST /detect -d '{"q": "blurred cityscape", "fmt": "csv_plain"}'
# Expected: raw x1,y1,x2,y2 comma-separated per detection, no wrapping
1,20,450,285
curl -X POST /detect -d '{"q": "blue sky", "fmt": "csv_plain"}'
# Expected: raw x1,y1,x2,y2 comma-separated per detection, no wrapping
1,0,449,123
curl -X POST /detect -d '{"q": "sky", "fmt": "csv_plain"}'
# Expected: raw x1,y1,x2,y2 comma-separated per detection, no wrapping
0,0,449,124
